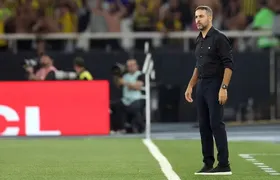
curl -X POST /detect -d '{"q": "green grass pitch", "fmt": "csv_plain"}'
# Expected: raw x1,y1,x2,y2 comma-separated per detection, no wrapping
0,138,279,180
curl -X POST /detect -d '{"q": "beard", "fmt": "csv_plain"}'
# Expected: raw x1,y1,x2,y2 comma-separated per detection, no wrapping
40,63,49,67
197,22,209,31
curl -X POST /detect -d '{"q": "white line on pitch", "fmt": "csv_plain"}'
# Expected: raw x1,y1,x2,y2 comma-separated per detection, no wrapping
239,154,280,176
246,159,257,162
247,153,280,156
265,170,277,173
271,173,280,175
259,166,269,168
254,163,264,165
143,139,181,180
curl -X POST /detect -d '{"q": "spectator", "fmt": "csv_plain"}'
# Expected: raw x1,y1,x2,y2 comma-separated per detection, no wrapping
32,8,60,52
92,0,127,50
240,0,259,25
15,0,37,50
133,2,154,50
57,2,77,33
32,8,59,33
157,9,182,32
135,0,161,17
158,0,183,30
93,0,127,32
77,0,90,32
4,0,18,12
157,11,183,46
157,0,184,46
221,0,247,49
133,2,154,32
222,0,249,31
0,0,12,51
38,0,55,18
0,0,278,52
253,0,279,49
20,0,39,10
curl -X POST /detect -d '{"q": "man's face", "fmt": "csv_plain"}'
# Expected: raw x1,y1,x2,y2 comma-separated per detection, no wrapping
195,9,211,31
74,65,80,73
170,0,178,8
59,6,69,15
109,3,118,14
139,4,147,15
0,0,4,7
127,60,137,73
26,0,32,5
40,55,51,67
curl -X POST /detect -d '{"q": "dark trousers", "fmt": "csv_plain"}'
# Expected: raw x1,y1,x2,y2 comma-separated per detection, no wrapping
196,78,229,167
111,99,145,133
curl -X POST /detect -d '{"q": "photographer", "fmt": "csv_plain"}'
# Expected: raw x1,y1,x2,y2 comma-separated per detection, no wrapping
73,57,93,80
111,59,145,134
26,54,57,81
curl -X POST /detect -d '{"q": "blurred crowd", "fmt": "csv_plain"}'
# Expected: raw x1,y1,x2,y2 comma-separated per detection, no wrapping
0,0,279,52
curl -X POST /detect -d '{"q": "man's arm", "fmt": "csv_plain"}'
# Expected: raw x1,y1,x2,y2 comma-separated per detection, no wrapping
28,73,41,80
187,68,199,88
45,71,56,80
222,68,232,87
116,74,144,90
185,68,198,103
217,34,234,86
92,0,107,16
28,72,42,80
116,0,127,18
127,74,144,90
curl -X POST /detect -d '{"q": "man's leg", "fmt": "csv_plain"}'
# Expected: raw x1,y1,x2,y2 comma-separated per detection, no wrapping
110,101,118,132
205,78,231,174
195,80,214,174
127,100,145,133
114,101,127,132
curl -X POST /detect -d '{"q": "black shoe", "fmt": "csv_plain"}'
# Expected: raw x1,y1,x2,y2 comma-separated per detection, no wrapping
205,165,232,175
194,165,213,175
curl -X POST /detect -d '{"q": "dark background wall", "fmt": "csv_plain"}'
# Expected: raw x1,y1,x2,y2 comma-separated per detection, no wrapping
0,51,271,122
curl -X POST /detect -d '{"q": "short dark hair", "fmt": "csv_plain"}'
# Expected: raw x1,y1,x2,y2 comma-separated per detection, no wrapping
40,54,53,61
74,57,85,68
195,6,213,16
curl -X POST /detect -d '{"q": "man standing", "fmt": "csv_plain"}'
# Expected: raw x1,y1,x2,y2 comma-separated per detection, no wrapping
27,54,57,81
185,6,233,175
112,59,145,133
73,57,93,80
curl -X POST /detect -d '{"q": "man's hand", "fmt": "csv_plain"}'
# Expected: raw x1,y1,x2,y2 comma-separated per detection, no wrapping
118,78,130,87
118,78,125,85
26,66,34,74
185,86,193,103
218,88,228,105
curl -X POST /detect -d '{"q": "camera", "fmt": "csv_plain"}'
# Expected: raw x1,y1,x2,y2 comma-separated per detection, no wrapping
23,58,38,70
111,63,127,77
55,70,77,80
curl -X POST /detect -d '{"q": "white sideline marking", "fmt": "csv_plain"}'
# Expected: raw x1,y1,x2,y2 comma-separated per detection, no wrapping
143,139,181,180
271,173,280,175
239,154,280,176
254,163,264,165
259,166,269,168
247,153,280,156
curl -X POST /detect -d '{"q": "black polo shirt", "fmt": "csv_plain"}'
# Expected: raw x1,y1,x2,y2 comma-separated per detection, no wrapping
195,26,234,79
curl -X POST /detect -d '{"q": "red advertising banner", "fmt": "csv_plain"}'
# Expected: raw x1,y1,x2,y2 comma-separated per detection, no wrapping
0,81,110,136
